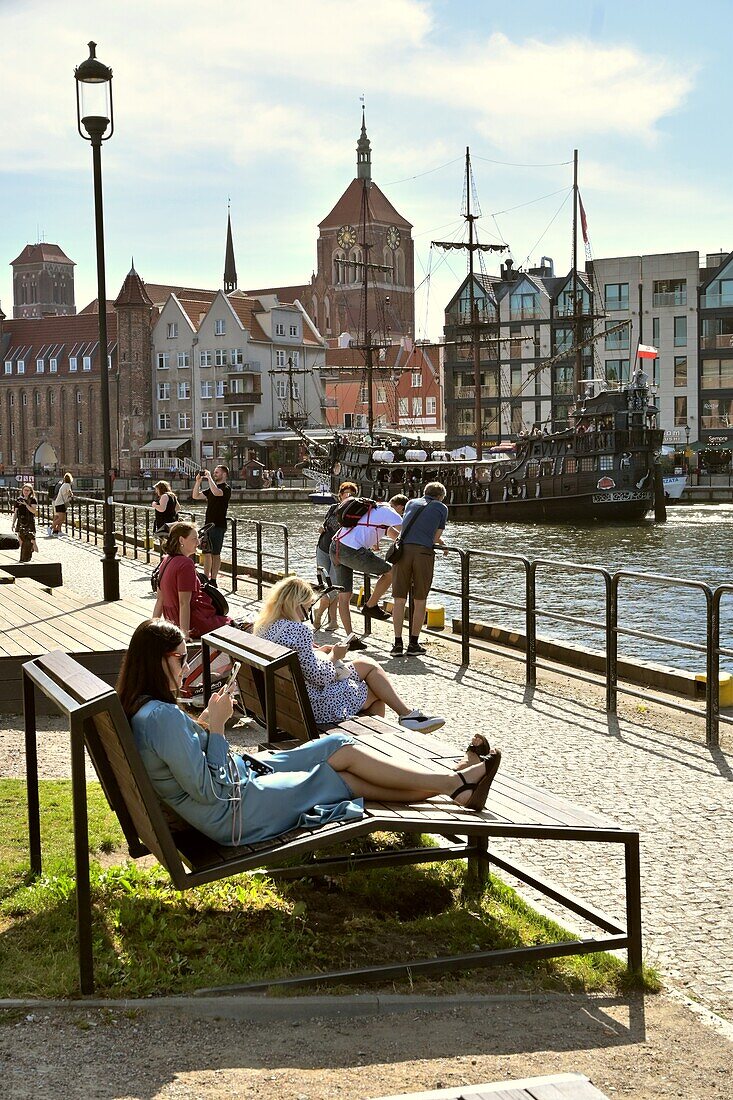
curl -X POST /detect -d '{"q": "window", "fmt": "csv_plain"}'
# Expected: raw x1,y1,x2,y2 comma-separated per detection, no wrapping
653,279,686,307
158,413,171,430
22,393,28,405
177,381,190,400
510,290,539,320
157,382,170,401
275,350,286,367
77,419,83,435
511,366,522,396
215,380,227,398
275,379,287,399
674,396,688,427
291,351,299,368
412,396,422,416
652,317,660,345
199,350,212,367
674,356,687,387
553,327,573,354
17,360,25,374
82,356,91,371
580,456,596,472
289,324,298,337
565,456,577,474
157,353,169,370
212,348,225,367
4,362,11,375
411,371,421,388
76,391,82,404
359,385,368,404
376,385,386,403
214,319,226,336
231,348,244,365
49,358,57,373
177,352,190,368
398,397,408,417
604,283,629,311
200,381,213,399
605,322,629,351
701,359,733,389
275,323,285,336
167,322,178,338
426,396,436,416
201,412,214,429
673,316,687,347
178,412,191,430
69,356,77,372
216,411,228,429
600,455,614,471
604,359,630,385
36,359,44,373
9,394,14,405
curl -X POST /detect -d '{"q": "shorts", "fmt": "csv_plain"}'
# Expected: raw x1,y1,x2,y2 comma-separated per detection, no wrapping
316,546,336,585
54,504,67,514
391,543,436,601
205,525,226,555
330,541,391,593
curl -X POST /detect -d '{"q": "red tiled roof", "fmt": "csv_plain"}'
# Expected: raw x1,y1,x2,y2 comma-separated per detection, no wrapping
319,179,412,231
78,299,116,315
10,243,76,267
0,311,118,371
226,296,270,342
243,284,309,303
325,342,437,369
114,267,153,308
173,298,219,333
145,283,219,309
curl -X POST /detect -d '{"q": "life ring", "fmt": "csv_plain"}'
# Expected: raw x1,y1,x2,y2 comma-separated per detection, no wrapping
374,484,386,501
492,465,504,481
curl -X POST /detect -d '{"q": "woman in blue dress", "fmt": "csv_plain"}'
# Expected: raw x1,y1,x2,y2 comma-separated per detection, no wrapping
117,619,500,847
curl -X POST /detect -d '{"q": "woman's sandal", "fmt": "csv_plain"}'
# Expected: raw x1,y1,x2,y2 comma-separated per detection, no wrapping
452,734,491,772
451,749,502,811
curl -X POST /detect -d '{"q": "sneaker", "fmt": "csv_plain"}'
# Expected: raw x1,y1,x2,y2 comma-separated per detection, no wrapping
207,577,218,588
390,639,404,656
347,636,368,651
406,641,427,656
363,604,390,622
399,710,445,734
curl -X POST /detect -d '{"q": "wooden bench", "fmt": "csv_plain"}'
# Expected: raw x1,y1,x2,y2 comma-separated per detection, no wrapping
0,548,63,588
22,647,642,997
372,1073,610,1100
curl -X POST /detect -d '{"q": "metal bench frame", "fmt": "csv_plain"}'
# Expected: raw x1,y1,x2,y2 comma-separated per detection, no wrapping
22,648,642,996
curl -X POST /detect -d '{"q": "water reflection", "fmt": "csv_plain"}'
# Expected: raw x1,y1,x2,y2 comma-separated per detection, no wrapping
228,501,733,673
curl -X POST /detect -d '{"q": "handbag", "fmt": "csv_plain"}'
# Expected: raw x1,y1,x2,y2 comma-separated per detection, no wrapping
384,501,428,565
198,523,215,554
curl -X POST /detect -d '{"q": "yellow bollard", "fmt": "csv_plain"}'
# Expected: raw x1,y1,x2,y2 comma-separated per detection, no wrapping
425,604,445,630
356,585,365,609
695,672,733,707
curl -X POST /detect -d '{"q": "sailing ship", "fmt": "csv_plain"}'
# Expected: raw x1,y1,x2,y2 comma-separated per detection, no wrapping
299,150,666,523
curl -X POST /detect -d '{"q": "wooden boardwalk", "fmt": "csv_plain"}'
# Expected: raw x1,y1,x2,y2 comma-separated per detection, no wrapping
0,568,153,712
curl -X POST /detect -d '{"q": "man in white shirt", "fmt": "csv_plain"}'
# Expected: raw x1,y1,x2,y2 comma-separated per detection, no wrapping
330,502,402,635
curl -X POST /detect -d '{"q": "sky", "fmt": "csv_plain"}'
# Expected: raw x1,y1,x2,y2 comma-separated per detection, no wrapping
1,0,731,342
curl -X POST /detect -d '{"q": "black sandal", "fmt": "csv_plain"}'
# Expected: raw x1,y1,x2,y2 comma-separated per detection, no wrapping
453,734,491,771
451,750,501,811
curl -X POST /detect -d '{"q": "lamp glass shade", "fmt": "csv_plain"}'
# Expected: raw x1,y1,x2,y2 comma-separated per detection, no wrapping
75,42,112,134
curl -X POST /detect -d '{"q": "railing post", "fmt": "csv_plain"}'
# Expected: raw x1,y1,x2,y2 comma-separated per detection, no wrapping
230,517,238,594
145,510,150,564
525,559,536,685
121,505,127,558
256,522,263,600
282,525,289,576
84,501,90,543
608,575,619,714
460,549,470,666
707,588,720,748
133,506,138,560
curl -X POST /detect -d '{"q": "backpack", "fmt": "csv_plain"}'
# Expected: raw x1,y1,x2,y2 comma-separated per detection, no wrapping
333,496,377,528
150,560,229,616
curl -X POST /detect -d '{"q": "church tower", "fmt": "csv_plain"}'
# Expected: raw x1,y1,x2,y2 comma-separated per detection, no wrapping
309,113,414,343
11,243,76,318
224,209,238,292
114,263,154,466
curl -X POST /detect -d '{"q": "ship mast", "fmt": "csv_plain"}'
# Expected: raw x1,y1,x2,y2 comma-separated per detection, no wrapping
433,148,506,461
572,148,582,403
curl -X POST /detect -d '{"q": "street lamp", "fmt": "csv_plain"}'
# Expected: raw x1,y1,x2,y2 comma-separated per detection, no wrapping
75,41,119,601
685,421,691,449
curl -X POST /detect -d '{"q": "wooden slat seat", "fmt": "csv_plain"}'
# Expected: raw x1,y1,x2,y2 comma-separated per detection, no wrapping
23,645,643,997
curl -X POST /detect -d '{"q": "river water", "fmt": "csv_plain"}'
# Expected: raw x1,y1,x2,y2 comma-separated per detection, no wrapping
228,500,733,673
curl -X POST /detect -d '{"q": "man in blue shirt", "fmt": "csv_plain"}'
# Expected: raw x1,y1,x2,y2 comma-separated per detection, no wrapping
390,481,448,655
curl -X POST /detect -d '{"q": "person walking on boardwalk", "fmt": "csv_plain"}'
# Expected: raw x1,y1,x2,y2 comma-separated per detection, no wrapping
13,483,38,562
51,472,73,536
192,464,231,585
390,481,448,656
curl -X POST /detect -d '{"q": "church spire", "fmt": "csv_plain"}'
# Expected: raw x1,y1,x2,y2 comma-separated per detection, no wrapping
356,105,371,182
223,205,237,292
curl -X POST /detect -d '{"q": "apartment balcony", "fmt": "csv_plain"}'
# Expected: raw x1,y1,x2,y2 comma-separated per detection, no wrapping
224,389,262,405
701,333,733,350
555,304,592,317
321,396,338,408
454,385,498,399
702,292,733,309
228,361,261,375
455,341,499,361
509,307,542,321
653,291,687,307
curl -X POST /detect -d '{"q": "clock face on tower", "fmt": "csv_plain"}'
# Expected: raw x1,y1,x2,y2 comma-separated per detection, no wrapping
386,225,401,250
337,224,357,249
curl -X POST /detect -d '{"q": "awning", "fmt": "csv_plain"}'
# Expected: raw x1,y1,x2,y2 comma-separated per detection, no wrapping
140,438,189,452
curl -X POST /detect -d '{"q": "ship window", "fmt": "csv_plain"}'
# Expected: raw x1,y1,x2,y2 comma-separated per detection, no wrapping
525,460,539,479
580,456,596,472
565,456,577,474
599,455,614,471
540,459,553,477
554,456,564,475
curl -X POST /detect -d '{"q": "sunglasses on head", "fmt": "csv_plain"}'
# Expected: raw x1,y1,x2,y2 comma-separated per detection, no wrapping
301,602,314,623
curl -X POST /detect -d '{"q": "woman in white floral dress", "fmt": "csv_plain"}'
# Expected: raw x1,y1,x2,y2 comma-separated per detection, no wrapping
254,577,445,734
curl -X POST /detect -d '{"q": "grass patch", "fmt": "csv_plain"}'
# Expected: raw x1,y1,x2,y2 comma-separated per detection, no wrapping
0,779,660,999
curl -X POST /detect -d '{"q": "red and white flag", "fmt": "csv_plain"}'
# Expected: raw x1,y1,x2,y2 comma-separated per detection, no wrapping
579,193,589,245
637,344,658,359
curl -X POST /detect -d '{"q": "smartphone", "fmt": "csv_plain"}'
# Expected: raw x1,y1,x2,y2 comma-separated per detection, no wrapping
343,633,358,651
225,661,242,693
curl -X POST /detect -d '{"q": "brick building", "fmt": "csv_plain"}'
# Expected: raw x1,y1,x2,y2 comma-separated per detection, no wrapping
10,243,76,319
322,342,443,434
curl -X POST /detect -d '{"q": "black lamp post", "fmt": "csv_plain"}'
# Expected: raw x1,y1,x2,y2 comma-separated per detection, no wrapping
75,41,119,601
685,421,691,449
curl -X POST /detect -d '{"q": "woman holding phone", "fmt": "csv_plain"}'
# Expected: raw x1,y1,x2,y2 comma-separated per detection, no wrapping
117,619,500,847
253,576,446,734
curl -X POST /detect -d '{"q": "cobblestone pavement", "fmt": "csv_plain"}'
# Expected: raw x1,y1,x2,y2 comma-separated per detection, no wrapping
6,527,733,1022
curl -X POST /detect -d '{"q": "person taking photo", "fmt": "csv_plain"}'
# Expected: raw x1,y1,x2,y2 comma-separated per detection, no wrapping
192,464,231,585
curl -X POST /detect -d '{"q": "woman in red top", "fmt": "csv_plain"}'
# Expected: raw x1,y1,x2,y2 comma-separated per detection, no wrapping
152,522,230,640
